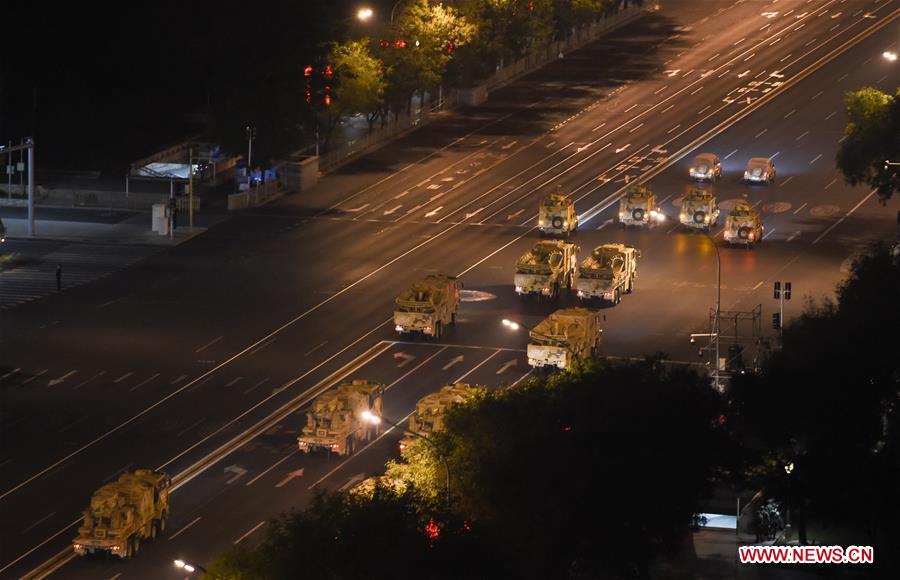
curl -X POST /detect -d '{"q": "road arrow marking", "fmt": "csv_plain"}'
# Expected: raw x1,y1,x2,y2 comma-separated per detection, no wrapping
615,144,630,154
424,206,444,218
496,359,518,374
507,209,525,221
394,352,416,368
651,146,668,154
383,205,403,215
275,469,305,488
737,70,750,78
665,69,681,77
501,140,518,150
225,465,248,484
442,355,465,371
465,208,484,219
347,203,370,212
48,371,78,387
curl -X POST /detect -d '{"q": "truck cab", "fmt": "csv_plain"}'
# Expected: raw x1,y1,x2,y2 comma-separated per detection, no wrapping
576,244,640,305
527,308,602,371
514,240,578,299
393,275,461,339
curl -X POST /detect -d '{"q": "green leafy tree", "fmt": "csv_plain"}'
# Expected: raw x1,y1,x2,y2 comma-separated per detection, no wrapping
317,39,385,140
729,245,900,572
836,87,900,202
390,357,731,578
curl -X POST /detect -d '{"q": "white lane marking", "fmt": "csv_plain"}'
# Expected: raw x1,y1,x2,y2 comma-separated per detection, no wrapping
723,149,738,160
507,209,525,221
496,359,519,375
48,371,77,387
275,469,305,488
501,140,518,150
304,341,328,357
74,371,105,389
661,104,675,113
249,339,275,355
243,377,269,395
109,574,122,580
20,370,48,386
755,129,767,138
383,205,403,215
690,86,704,95
442,355,465,371
809,154,823,164
170,374,188,385
168,516,201,540
19,512,56,535
837,73,847,81
780,53,793,62
234,521,266,545
246,451,298,486
347,203,370,213
743,53,756,62
824,178,837,189
770,37,782,46
96,299,118,309
393,191,409,199
770,151,781,159
737,70,751,78
752,281,765,291
813,188,878,245
733,37,746,45
718,69,732,78
596,218,614,230
653,85,668,94
195,336,223,353
615,144,631,153
224,465,248,484
779,176,795,187
130,373,160,392
793,202,809,214
707,53,720,62
225,377,242,387
787,231,801,242
697,105,711,115
796,130,809,140
784,109,796,119
452,350,503,384
424,206,443,218
113,372,133,384
339,473,366,492
507,370,534,390
591,122,607,132
0,368,20,382
624,104,638,112
825,111,837,120
763,228,776,240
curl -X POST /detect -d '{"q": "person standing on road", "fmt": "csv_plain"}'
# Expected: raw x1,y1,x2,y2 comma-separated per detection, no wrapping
56,264,62,291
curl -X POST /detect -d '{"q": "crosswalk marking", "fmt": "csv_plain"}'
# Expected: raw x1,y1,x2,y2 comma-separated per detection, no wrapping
0,244,159,309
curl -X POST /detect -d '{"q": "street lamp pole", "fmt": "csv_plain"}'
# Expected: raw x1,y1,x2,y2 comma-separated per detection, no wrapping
362,411,451,506
390,0,405,23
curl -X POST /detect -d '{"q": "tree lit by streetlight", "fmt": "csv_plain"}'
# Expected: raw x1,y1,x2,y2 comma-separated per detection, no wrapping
357,7,374,21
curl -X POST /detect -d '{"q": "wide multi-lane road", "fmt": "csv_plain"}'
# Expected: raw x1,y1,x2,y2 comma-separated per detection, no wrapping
1,0,898,577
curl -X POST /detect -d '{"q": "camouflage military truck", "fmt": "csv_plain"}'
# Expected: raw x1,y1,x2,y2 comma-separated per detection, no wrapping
680,188,720,232
527,308,603,371
298,380,383,456
576,244,640,305
394,274,461,339
73,469,170,559
514,240,578,299
400,383,480,453
723,200,764,247
538,191,578,236
618,184,664,228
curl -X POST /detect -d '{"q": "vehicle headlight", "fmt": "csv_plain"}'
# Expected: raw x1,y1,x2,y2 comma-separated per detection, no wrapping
680,213,686,220
744,171,750,178
689,167,695,173
577,290,584,297
704,215,710,223
563,221,568,227
515,285,523,293
394,324,403,332
539,219,545,225
619,212,625,219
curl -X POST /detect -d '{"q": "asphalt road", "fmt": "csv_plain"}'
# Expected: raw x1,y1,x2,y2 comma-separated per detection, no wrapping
0,0,898,577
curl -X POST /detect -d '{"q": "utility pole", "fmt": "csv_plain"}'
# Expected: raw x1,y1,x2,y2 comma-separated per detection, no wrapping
188,147,194,229
246,125,256,173
2,140,36,235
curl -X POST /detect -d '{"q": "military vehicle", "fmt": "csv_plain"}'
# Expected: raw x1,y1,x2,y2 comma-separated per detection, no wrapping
618,185,663,228
538,191,578,236
514,240,578,299
400,383,479,453
689,153,722,182
393,274,461,339
680,188,720,232
723,201,764,247
73,469,170,559
527,308,603,370
298,380,384,456
576,244,640,305
743,157,776,184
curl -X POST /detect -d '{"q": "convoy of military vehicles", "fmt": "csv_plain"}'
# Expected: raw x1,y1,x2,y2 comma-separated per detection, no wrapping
72,157,769,565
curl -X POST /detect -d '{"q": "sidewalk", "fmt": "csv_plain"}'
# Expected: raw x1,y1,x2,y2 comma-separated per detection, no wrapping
4,211,219,246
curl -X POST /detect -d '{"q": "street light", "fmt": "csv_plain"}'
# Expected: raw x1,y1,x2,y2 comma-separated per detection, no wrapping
360,410,451,505
357,7,374,21
174,559,223,579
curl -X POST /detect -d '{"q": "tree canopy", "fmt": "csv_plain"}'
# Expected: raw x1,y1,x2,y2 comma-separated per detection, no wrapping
835,87,900,202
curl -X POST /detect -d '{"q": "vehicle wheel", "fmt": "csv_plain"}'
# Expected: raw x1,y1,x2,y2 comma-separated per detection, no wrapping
132,536,140,555
150,521,158,540
450,312,457,325
435,322,442,339
159,515,166,532
614,289,621,305
566,273,573,290
125,538,133,559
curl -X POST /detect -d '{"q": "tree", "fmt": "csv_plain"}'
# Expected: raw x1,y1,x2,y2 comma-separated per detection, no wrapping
389,357,731,578
836,87,900,202
729,245,900,572
207,487,494,580
315,40,386,142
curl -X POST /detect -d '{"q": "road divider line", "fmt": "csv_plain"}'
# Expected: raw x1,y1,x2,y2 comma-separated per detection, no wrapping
168,516,202,540
246,452,298,487
129,373,160,392
234,521,266,545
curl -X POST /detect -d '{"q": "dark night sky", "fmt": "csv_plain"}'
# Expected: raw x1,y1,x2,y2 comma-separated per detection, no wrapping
0,1,356,173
